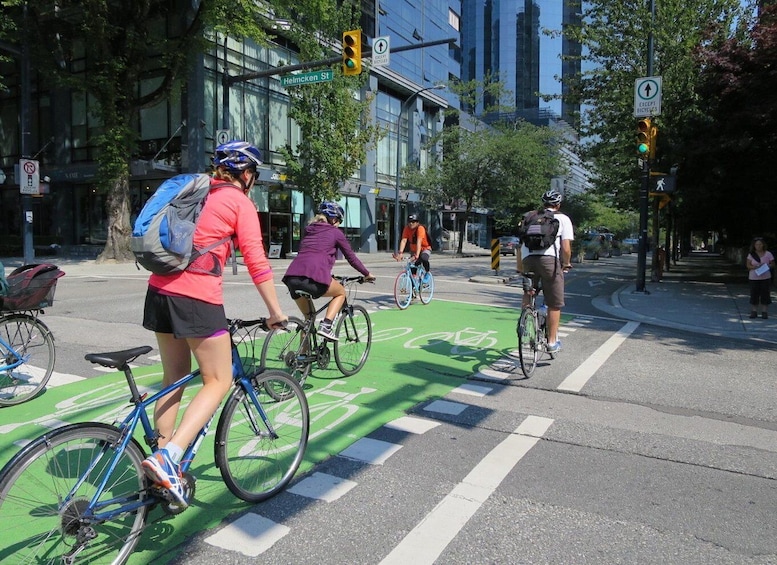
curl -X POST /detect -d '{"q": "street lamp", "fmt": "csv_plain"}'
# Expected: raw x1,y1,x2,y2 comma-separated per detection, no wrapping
394,84,445,254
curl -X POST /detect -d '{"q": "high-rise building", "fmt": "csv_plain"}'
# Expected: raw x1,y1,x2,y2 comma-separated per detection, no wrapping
461,0,581,128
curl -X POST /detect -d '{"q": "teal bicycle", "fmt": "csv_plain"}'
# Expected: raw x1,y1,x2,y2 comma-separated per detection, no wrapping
0,317,309,564
393,257,434,310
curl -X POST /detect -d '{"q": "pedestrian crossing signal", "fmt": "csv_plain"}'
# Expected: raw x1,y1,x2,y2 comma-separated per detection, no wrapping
342,30,362,76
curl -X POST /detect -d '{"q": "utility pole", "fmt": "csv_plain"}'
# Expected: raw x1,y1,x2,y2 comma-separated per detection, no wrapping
635,0,655,294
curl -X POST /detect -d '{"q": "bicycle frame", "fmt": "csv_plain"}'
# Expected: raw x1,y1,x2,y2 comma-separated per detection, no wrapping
67,333,276,525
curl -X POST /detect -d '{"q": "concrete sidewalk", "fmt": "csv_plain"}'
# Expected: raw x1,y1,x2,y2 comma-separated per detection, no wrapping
593,252,777,344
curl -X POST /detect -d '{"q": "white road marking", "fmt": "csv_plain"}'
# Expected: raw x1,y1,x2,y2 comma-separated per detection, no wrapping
384,416,440,434
287,472,357,502
204,512,289,556
557,321,640,393
339,437,402,465
379,415,554,565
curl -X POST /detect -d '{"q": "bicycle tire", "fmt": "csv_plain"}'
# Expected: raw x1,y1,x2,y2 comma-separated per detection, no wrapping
517,308,539,377
418,270,434,304
260,316,312,385
334,305,372,376
0,313,56,407
394,272,413,310
0,422,149,565
215,370,309,503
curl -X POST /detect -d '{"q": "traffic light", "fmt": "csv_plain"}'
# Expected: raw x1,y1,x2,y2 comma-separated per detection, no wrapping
636,118,652,156
342,30,362,76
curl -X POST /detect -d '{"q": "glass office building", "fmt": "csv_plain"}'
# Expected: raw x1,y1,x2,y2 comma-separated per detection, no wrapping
461,0,581,127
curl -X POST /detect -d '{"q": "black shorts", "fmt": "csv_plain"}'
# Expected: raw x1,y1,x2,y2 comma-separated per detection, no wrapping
283,276,329,300
143,287,227,338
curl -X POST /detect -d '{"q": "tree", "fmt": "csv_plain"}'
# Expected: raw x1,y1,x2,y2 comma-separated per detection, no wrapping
274,4,383,203
555,0,745,211
1,0,377,260
407,119,565,254
680,4,777,244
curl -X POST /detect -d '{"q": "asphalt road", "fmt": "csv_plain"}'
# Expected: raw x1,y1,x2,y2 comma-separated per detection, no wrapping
4,253,777,564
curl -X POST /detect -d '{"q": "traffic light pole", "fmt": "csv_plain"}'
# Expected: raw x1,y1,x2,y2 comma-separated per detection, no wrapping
635,0,655,294
636,158,650,293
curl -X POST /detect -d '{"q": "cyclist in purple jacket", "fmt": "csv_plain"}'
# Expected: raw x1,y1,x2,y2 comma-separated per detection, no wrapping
282,202,375,341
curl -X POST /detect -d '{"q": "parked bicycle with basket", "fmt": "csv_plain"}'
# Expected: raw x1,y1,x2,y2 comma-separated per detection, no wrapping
261,275,373,389
0,317,309,564
393,256,434,310
0,263,65,406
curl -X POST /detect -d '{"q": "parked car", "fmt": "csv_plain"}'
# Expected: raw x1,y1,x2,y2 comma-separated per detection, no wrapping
498,235,521,256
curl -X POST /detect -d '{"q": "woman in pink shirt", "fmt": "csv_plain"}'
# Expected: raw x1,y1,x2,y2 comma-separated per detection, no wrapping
141,141,287,507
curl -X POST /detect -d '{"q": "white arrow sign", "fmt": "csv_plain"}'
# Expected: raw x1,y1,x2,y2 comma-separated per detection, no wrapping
372,36,390,67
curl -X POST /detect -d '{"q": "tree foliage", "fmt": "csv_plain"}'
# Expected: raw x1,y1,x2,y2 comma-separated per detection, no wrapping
407,104,566,252
679,4,777,244
274,3,383,203
556,0,745,211
1,0,377,259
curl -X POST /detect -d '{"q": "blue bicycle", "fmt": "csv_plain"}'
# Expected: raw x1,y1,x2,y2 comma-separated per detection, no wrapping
0,318,309,564
393,256,434,310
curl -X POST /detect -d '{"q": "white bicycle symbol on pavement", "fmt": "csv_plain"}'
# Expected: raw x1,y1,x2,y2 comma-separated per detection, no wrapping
404,327,499,355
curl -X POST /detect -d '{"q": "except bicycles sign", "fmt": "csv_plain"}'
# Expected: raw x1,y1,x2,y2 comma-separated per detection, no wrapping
634,76,662,117
19,158,40,195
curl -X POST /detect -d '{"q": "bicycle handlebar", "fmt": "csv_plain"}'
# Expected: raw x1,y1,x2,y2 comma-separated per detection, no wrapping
228,318,273,333
334,275,374,284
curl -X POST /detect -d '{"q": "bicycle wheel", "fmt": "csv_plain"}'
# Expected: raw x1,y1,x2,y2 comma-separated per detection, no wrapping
0,313,56,407
394,271,413,310
517,308,539,377
334,305,372,376
0,422,149,565
260,316,312,385
418,270,434,304
215,370,310,503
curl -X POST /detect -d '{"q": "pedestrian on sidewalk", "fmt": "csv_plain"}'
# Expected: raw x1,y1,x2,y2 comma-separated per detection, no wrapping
282,202,375,341
746,237,775,319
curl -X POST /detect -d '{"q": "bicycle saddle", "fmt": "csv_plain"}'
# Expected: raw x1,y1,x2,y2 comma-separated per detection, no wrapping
85,346,153,369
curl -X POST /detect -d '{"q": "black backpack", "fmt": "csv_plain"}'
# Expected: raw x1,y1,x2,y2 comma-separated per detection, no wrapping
517,209,559,252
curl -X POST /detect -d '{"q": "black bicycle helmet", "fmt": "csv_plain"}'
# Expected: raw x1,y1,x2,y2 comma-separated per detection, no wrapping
213,141,263,174
542,190,563,206
318,201,345,222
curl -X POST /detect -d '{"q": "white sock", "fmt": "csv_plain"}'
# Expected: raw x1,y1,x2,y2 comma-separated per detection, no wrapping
163,442,184,464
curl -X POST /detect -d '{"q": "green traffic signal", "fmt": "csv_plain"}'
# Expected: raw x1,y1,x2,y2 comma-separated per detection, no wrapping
637,118,652,156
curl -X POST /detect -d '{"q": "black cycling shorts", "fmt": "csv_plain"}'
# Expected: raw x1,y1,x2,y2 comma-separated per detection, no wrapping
282,275,329,300
143,287,227,339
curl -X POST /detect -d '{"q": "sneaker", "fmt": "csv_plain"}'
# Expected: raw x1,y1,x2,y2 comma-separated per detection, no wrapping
762,312,769,319
422,272,431,284
317,322,337,342
750,312,758,319
546,341,561,354
142,448,187,507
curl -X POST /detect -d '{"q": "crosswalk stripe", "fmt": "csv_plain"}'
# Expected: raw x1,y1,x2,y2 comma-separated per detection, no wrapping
379,415,554,565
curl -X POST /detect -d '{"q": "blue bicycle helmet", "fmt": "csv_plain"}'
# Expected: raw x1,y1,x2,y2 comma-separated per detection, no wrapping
318,201,345,222
213,141,263,173
542,190,563,206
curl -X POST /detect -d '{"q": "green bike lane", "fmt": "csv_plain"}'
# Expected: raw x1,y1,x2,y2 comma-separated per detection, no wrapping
0,300,521,564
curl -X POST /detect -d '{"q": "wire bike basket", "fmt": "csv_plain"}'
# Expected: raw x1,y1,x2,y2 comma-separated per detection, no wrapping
0,263,65,312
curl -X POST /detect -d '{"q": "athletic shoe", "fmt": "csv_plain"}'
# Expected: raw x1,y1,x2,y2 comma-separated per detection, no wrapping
546,341,561,354
317,321,337,341
142,448,187,507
